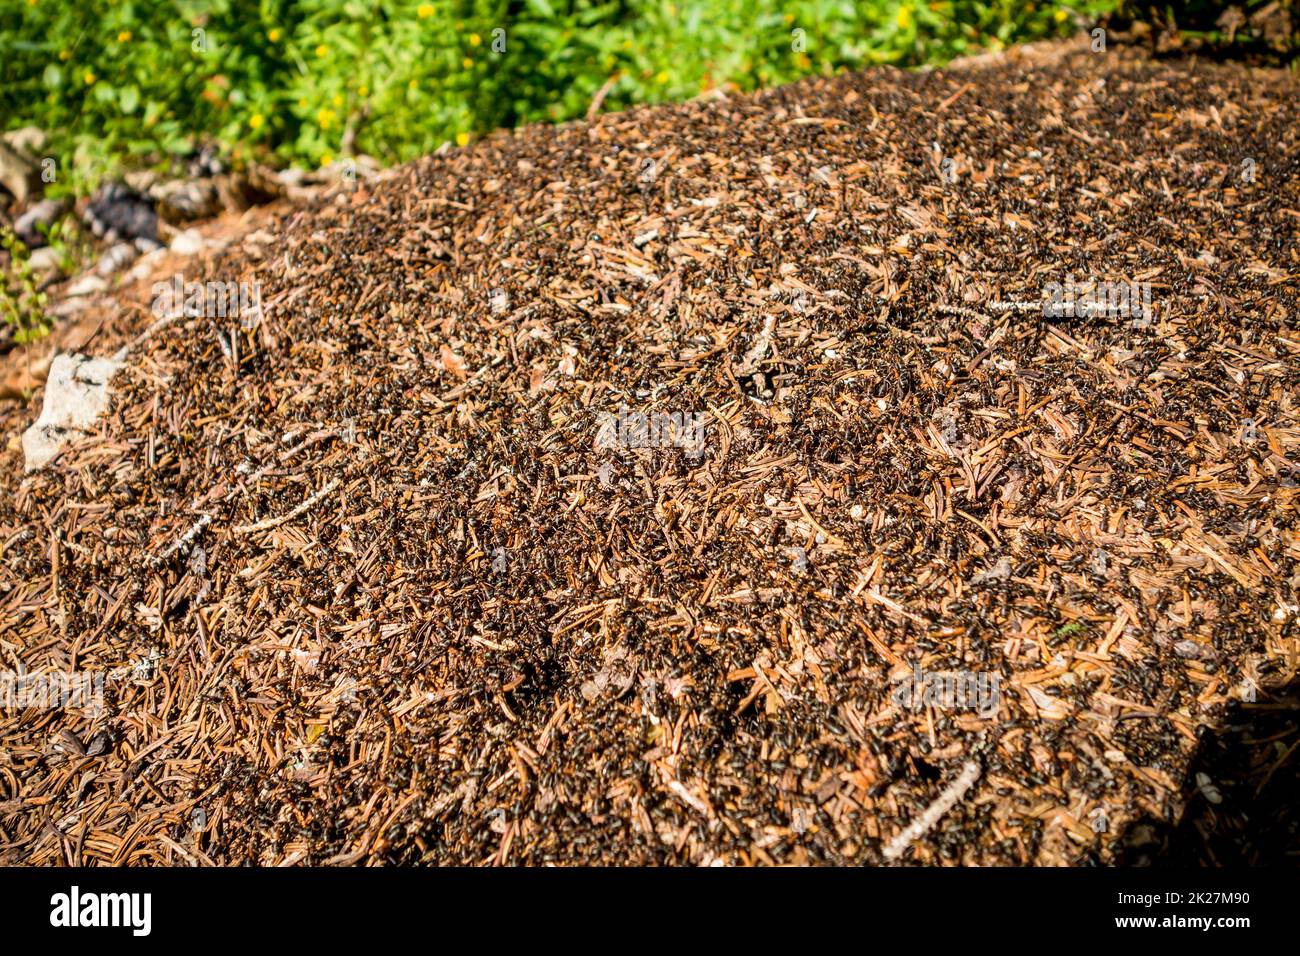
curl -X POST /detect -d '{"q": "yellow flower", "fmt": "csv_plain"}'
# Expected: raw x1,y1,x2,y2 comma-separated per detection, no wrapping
27,0,36,7
655,71,668,85
317,107,336,129
320,153,332,167
118,31,132,43
83,71,96,85
795,53,811,70
249,114,264,129
358,85,369,97
269,28,283,42
456,132,470,147
1054,9,1069,22
418,4,434,18
783,13,795,26
469,33,481,47
315,44,329,58
332,93,344,107
59,49,71,61
408,78,418,90
462,57,474,69
298,97,308,108
895,5,912,29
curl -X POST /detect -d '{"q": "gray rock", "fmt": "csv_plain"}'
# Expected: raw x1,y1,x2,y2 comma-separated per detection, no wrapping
123,170,159,194
96,242,140,276
63,274,108,298
83,181,158,243
46,297,91,320
14,198,68,248
22,353,123,472
26,246,63,277
152,178,220,221
126,247,167,282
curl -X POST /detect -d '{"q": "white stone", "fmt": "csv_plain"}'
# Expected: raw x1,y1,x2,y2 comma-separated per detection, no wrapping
22,353,122,472
96,242,139,276
64,274,108,297
27,246,63,276
169,229,205,256
126,247,167,282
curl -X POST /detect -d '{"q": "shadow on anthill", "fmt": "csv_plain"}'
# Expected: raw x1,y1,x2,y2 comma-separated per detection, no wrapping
1118,677,1300,866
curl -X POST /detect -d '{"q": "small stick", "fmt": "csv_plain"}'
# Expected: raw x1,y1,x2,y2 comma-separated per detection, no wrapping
736,315,777,376
152,429,343,562
237,427,340,485
936,81,973,113
667,780,711,818
152,514,213,567
233,478,341,535
882,760,982,862
112,312,186,363
936,304,992,322
587,74,619,124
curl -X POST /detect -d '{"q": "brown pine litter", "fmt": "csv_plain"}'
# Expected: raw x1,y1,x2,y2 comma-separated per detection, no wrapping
0,39,1297,866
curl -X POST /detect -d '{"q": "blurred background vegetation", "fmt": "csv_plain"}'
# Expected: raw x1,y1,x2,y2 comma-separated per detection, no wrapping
1,1,1295,195
0,0,1134,194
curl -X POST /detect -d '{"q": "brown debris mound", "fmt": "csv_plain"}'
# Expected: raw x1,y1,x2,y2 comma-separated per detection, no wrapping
1,42,1297,866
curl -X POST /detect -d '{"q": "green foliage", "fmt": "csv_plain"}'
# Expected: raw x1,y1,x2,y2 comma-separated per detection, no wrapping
1,1,1122,190
0,228,51,344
